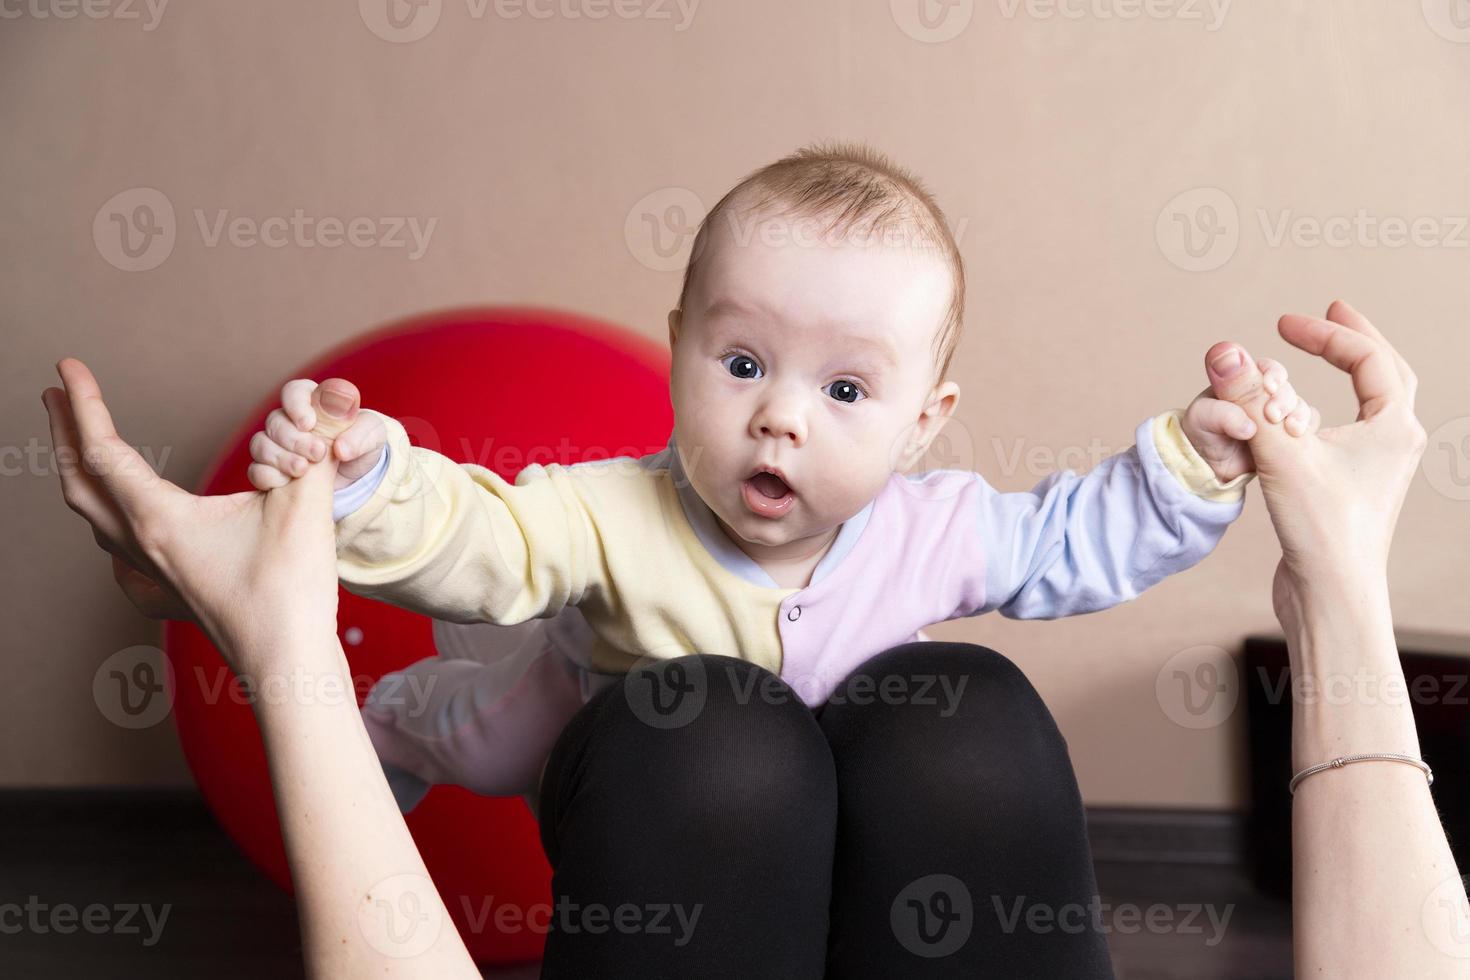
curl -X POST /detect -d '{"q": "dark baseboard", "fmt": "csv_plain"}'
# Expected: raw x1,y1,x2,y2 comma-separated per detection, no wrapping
1085,806,1246,865
0,788,1247,868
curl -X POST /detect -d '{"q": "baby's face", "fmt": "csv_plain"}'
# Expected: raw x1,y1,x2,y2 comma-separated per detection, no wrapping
669,204,959,565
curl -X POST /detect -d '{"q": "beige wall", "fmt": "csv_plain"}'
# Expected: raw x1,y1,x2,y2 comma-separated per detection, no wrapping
3,0,1467,807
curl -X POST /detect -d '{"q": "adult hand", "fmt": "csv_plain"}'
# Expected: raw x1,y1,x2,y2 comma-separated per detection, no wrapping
1200,300,1427,624
41,359,356,672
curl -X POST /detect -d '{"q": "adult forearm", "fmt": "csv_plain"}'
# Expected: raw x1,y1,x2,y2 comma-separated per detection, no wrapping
243,632,478,979
1284,573,1468,977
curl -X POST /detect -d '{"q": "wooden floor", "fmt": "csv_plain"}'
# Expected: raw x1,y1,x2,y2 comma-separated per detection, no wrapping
0,790,1291,979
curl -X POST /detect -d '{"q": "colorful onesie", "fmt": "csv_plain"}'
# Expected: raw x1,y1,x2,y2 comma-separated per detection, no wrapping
333,409,1249,813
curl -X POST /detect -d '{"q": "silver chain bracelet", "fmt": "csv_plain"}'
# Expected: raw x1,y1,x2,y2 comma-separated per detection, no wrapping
1289,753,1433,795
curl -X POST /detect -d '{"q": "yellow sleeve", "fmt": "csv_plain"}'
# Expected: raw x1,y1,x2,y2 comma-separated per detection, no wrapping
334,412,607,626
1151,408,1253,503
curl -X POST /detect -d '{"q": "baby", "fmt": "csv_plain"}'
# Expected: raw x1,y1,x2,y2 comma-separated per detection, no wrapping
246,143,1311,813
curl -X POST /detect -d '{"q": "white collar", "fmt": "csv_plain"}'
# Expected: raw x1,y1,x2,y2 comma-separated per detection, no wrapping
662,432,874,590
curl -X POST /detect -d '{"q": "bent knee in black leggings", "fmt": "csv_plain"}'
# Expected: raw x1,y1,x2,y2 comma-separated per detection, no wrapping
537,654,838,980
819,641,1115,979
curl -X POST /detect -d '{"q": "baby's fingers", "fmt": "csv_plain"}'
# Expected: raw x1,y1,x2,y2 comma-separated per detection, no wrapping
264,408,327,463
1262,376,1302,425
1188,397,1258,444
246,460,291,491
1284,400,1319,438
332,410,386,463
249,428,309,481
280,378,320,432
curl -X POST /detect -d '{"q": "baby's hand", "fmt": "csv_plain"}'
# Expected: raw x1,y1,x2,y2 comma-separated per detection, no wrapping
246,378,386,492
1179,351,1317,484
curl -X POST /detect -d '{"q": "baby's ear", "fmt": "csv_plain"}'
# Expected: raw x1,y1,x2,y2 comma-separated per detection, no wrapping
667,308,683,348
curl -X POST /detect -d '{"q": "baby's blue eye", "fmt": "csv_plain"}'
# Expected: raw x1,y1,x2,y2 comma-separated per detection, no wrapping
720,351,867,404
826,380,865,404
721,352,762,380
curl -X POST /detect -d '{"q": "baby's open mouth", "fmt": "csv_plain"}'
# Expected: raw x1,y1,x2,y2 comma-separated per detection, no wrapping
747,471,791,498
741,469,796,518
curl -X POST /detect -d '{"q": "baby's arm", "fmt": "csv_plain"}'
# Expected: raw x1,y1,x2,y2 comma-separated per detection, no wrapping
969,351,1315,620
246,377,606,625
973,410,1246,620
330,411,606,626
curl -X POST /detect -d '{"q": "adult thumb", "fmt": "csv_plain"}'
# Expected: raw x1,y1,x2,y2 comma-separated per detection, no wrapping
286,380,359,501
1205,342,1292,462
311,379,360,440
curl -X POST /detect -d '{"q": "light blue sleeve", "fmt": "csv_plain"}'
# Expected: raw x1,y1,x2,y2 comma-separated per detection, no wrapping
974,415,1245,620
332,442,392,522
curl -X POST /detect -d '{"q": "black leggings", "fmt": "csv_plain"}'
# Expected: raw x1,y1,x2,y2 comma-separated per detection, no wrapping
535,641,1116,979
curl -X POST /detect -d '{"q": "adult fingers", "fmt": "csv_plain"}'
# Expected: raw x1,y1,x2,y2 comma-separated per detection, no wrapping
52,359,172,524
1324,300,1419,409
41,385,129,545
1276,315,1404,422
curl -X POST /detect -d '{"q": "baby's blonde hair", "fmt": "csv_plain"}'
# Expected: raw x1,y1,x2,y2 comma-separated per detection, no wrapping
676,140,966,383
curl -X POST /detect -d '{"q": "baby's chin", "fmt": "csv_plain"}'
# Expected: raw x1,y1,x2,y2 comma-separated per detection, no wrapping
714,503,839,553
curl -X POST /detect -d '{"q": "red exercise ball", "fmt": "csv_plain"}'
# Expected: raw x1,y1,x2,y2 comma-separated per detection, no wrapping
163,306,673,965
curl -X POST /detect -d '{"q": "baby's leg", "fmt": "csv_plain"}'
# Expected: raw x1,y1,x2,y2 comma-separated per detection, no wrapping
361,618,587,812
